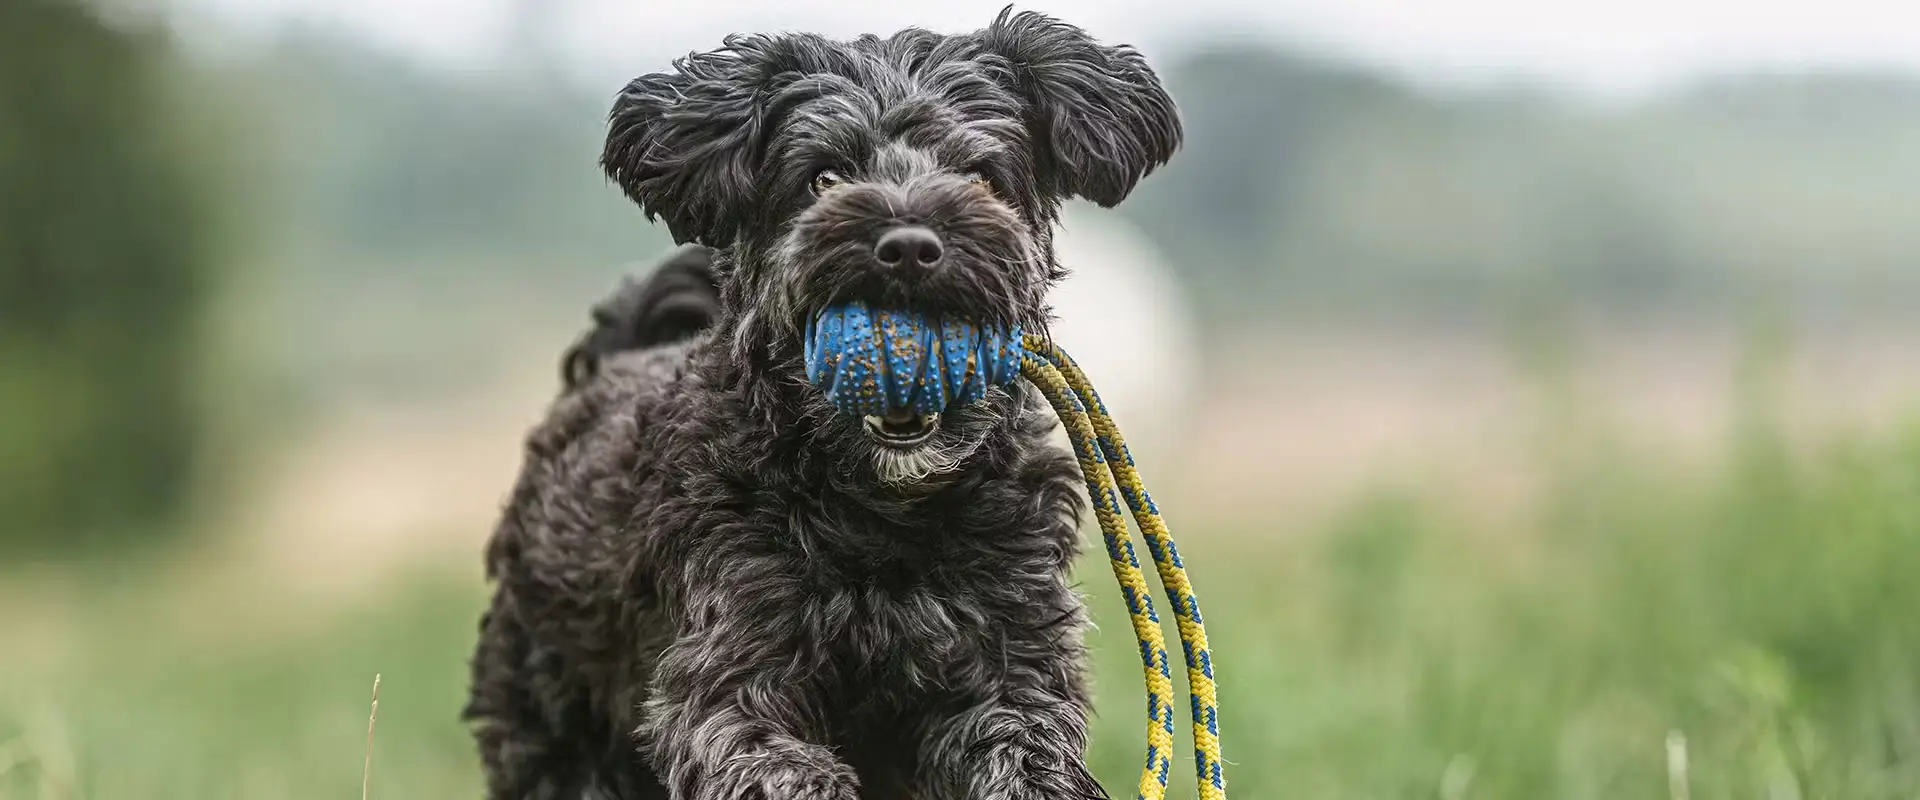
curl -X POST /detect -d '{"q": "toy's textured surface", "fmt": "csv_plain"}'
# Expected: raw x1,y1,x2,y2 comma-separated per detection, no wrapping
804,301,1024,416
802,304,1227,800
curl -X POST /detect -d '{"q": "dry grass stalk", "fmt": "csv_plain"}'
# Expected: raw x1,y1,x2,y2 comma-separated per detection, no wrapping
363,673,382,800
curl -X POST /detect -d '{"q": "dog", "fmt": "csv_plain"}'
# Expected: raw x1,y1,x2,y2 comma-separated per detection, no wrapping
463,9,1181,799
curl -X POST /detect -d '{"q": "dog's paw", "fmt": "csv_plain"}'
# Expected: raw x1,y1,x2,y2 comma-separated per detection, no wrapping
700,745,860,800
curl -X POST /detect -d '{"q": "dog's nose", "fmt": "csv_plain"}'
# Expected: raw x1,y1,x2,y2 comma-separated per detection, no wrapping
874,226,944,269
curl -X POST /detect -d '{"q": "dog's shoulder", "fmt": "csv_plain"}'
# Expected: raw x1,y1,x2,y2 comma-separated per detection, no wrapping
593,333,706,389
561,245,721,393
520,329,708,492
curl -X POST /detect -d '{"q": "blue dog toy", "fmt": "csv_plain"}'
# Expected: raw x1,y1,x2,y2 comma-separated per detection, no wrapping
804,301,1025,416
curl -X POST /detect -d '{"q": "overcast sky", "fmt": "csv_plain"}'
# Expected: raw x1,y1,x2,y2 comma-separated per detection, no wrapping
174,0,1920,96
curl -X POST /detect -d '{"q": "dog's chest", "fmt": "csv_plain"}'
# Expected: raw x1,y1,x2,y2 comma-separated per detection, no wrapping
813,572,997,689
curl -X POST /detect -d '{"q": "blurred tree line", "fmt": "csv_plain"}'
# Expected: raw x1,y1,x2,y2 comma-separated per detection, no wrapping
211,30,1920,345
1118,45,1920,329
0,0,221,555
212,28,667,404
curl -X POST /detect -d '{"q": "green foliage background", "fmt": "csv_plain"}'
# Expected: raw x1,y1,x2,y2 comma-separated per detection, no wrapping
0,0,221,553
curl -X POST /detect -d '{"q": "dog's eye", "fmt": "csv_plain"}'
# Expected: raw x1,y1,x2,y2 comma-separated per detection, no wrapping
810,170,847,196
964,172,994,192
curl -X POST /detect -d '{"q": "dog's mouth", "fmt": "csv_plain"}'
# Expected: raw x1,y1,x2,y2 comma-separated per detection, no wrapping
862,410,941,449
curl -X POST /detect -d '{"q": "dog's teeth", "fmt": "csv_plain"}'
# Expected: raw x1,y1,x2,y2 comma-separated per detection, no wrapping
862,412,941,444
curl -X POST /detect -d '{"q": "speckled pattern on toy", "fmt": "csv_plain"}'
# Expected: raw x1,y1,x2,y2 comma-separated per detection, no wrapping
804,300,1026,417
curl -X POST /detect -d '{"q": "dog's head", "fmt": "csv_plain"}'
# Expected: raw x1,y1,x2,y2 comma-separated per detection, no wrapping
602,8,1179,481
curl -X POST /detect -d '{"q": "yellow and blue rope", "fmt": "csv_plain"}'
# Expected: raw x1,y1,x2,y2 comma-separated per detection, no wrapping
803,302,1225,800
1021,338,1225,800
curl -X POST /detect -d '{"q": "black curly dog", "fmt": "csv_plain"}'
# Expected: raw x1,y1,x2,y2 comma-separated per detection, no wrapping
464,9,1181,799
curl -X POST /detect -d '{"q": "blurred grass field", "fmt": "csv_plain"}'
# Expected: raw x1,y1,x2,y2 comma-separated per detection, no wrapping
7,358,1920,800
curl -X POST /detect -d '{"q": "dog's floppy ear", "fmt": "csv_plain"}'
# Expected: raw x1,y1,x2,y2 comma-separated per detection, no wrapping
602,35,827,247
978,8,1183,207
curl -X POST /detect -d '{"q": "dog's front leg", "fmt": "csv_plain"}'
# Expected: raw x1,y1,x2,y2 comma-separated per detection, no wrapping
643,628,859,800
918,682,1105,800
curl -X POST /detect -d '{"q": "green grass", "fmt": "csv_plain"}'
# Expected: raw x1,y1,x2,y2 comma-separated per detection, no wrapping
9,409,1920,798
0,577,483,799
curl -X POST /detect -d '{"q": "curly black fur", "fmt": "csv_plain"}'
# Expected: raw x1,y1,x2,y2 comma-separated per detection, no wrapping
561,244,720,391
464,8,1180,800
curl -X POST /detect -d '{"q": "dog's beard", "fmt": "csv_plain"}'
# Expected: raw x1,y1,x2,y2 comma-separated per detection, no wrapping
871,431,972,485
863,387,1014,485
